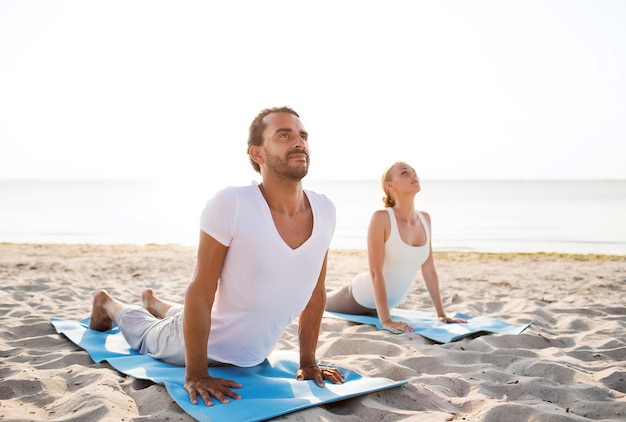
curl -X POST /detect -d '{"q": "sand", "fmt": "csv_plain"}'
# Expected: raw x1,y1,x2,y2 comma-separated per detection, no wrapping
1,243,625,421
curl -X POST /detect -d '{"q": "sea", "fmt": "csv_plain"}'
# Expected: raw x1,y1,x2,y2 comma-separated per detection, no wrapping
1,179,625,255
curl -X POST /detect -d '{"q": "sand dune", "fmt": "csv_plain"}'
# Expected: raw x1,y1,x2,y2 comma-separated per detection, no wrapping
1,243,624,421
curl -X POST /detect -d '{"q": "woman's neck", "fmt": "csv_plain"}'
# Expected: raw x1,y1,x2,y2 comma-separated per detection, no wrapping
392,195,416,222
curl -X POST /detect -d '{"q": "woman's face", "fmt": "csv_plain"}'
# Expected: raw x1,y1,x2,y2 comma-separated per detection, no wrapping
387,162,420,195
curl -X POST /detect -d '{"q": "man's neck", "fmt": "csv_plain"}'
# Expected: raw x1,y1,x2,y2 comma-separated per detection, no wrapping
258,176,313,249
258,177,307,217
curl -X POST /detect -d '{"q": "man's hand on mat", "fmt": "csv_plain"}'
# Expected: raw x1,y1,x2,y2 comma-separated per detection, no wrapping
439,315,468,323
382,320,415,333
297,363,345,387
184,375,242,406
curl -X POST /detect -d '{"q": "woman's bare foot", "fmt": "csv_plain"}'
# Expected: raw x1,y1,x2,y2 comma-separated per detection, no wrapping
142,288,175,319
89,290,115,331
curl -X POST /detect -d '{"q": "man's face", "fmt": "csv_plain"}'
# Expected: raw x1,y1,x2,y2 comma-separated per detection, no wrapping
259,112,310,180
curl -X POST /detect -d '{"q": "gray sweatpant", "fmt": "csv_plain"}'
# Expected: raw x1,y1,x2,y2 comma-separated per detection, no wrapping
325,283,377,316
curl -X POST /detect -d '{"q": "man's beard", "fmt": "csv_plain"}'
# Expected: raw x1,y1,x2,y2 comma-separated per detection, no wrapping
264,150,309,180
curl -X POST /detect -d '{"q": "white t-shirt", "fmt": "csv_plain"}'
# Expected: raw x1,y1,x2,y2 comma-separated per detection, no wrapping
199,184,335,367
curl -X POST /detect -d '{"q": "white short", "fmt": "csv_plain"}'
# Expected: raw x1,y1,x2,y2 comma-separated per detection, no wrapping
116,305,186,366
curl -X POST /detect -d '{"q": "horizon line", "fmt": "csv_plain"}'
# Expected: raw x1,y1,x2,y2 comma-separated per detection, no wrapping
1,177,626,183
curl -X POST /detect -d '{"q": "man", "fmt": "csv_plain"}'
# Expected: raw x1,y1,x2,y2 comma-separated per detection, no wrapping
89,106,344,406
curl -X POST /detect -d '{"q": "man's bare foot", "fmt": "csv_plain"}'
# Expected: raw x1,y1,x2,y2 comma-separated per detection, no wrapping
142,288,174,319
142,288,158,316
89,290,114,331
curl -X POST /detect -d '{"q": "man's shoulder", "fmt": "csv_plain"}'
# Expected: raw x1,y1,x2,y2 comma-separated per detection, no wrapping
304,189,333,204
304,189,336,216
214,183,258,197
205,184,258,209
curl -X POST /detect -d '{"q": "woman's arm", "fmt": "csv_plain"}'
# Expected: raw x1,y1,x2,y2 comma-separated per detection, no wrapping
420,212,466,323
369,210,414,332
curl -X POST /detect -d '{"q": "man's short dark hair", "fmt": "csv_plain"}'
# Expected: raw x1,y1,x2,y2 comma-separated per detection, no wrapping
247,106,300,173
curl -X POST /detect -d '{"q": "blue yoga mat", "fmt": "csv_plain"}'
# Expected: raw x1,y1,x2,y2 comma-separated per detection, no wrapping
50,318,406,422
324,309,533,343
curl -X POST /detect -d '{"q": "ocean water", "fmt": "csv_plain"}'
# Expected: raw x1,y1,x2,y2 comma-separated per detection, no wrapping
1,179,625,255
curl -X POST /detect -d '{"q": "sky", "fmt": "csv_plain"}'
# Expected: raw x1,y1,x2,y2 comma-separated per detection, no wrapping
1,0,625,183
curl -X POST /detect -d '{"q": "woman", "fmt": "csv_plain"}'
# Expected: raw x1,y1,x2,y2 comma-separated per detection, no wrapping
326,161,466,332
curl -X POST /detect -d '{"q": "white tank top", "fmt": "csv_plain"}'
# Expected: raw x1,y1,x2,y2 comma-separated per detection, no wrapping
199,184,335,367
351,208,430,309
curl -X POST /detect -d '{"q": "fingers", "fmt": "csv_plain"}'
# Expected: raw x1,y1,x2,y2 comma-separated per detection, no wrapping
393,322,412,332
222,379,244,390
198,386,237,406
439,316,468,323
322,367,345,385
188,388,229,407
298,365,345,387
384,321,414,333
184,377,242,406
185,386,218,406
187,389,199,405
315,371,324,388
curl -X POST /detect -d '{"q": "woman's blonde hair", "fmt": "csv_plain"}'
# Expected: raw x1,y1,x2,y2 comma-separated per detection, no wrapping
381,162,401,208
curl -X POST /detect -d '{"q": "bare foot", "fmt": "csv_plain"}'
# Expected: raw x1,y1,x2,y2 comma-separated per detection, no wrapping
142,288,158,316
89,290,114,331
142,288,174,319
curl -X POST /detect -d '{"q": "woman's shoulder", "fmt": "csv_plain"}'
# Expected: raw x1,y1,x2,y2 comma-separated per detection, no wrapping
372,208,391,218
416,210,432,226
370,208,392,227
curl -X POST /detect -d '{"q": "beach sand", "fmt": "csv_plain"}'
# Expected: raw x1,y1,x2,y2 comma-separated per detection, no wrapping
1,243,624,421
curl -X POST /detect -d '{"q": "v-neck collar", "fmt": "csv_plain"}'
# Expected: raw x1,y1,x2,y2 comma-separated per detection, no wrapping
255,184,314,252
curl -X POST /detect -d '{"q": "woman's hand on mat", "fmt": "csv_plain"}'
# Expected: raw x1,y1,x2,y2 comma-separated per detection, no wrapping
439,315,468,323
184,375,242,406
382,319,414,333
297,363,345,387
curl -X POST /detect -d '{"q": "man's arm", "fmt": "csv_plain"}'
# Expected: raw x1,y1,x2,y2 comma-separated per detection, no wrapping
183,231,242,406
296,251,345,387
